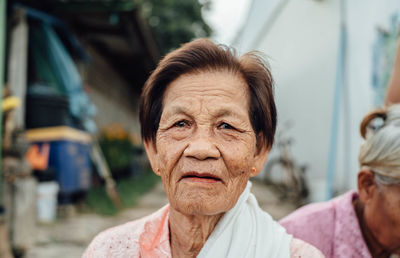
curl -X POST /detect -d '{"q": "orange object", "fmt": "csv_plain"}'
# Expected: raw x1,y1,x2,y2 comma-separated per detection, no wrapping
25,143,50,170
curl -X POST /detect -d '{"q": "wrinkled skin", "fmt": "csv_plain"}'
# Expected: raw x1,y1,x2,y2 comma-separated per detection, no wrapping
357,170,400,257
144,71,269,257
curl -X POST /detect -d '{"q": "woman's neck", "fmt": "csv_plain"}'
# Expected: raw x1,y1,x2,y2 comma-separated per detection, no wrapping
354,199,391,258
169,208,223,258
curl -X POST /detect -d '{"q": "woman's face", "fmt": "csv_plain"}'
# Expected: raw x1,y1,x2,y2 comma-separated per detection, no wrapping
365,183,400,254
144,71,268,216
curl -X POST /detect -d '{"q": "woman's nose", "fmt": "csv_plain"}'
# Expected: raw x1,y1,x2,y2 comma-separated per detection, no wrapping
183,130,220,160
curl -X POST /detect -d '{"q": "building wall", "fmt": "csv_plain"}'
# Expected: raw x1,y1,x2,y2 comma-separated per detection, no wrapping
235,0,400,201
255,0,340,202
81,46,141,141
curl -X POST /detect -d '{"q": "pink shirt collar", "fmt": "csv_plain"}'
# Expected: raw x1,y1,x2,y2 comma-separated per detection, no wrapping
139,204,171,257
332,191,371,258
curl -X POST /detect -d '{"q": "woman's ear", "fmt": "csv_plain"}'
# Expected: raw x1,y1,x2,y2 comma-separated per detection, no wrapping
251,147,270,177
143,140,161,176
357,169,378,204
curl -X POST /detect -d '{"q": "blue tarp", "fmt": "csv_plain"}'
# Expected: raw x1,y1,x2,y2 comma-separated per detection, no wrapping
29,20,97,132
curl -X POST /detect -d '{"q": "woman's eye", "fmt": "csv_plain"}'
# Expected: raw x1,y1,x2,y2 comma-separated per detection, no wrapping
174,120,188,128
219,122,234,130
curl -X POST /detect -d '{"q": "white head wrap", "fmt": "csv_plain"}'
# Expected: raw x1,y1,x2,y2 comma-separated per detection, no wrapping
358,104,400,179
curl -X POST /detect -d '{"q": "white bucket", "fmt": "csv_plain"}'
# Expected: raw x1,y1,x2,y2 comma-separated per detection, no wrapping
37,181,59,223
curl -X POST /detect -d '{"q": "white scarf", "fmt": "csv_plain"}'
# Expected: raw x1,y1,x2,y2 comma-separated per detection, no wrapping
197,181,292,258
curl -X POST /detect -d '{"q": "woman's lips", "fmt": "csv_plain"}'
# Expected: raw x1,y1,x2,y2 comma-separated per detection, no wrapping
180,172,223,183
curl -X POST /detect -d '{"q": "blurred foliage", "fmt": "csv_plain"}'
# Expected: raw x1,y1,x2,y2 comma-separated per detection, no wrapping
85,170,160,215
372,14,400,106
138,0,212,54
99,124,141,174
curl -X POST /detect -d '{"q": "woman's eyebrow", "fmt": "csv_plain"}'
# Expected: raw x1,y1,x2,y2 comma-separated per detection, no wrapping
212,108,246,120
164,106,247,121
164,106,192,118
171,106,189,114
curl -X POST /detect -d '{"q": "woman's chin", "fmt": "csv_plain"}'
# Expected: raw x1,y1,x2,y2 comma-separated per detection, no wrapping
170,194,233,216
166,181,241,216
173,203,226,216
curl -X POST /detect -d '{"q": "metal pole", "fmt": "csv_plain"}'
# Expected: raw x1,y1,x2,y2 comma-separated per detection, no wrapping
0,0,7,199
326,0,347,199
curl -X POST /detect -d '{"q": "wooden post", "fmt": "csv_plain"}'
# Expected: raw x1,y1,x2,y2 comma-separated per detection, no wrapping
0,3,14,258
0,0,7,194
7,8,28,131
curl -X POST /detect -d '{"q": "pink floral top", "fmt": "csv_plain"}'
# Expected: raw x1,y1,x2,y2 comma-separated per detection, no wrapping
280,191,371,258
83,204,324,258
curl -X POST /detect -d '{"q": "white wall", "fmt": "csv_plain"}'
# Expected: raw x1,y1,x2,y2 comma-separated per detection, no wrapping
235,0,400,201
255,0,340,201
233,0,282,49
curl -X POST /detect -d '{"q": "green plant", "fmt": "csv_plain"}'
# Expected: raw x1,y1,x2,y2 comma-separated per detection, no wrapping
98,124,140,176
99,137,133,172
138,0,212,54
85,170,160,215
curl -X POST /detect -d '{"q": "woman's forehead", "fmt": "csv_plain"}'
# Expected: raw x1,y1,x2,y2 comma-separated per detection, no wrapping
163,71,248,102
161,72,249,115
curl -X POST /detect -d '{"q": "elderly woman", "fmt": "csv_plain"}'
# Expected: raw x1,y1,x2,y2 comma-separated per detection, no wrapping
280,104,400,258
83,39,323,257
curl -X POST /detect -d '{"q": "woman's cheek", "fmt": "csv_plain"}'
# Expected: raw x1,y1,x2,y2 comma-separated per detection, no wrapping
165,126,192,141
224,154,252,178
222,142,253,166
157,140,187,176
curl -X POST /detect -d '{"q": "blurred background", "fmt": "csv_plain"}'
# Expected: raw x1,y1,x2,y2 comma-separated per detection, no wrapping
0,0,399,257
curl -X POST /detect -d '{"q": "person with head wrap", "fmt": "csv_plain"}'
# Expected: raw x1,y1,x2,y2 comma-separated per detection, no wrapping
280,104,400,258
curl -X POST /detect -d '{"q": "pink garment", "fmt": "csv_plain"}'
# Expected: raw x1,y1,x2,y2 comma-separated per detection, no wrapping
83,204,324,258
83,205,171,258
280,190,371,258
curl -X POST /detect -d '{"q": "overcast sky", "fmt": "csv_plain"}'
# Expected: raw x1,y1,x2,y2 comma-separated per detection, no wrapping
202,0,252,44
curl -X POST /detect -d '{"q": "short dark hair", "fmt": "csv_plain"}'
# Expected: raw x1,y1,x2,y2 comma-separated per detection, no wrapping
139,38,277,151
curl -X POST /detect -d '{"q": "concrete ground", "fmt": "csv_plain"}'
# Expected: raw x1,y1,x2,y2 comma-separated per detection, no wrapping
25,180,297,258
